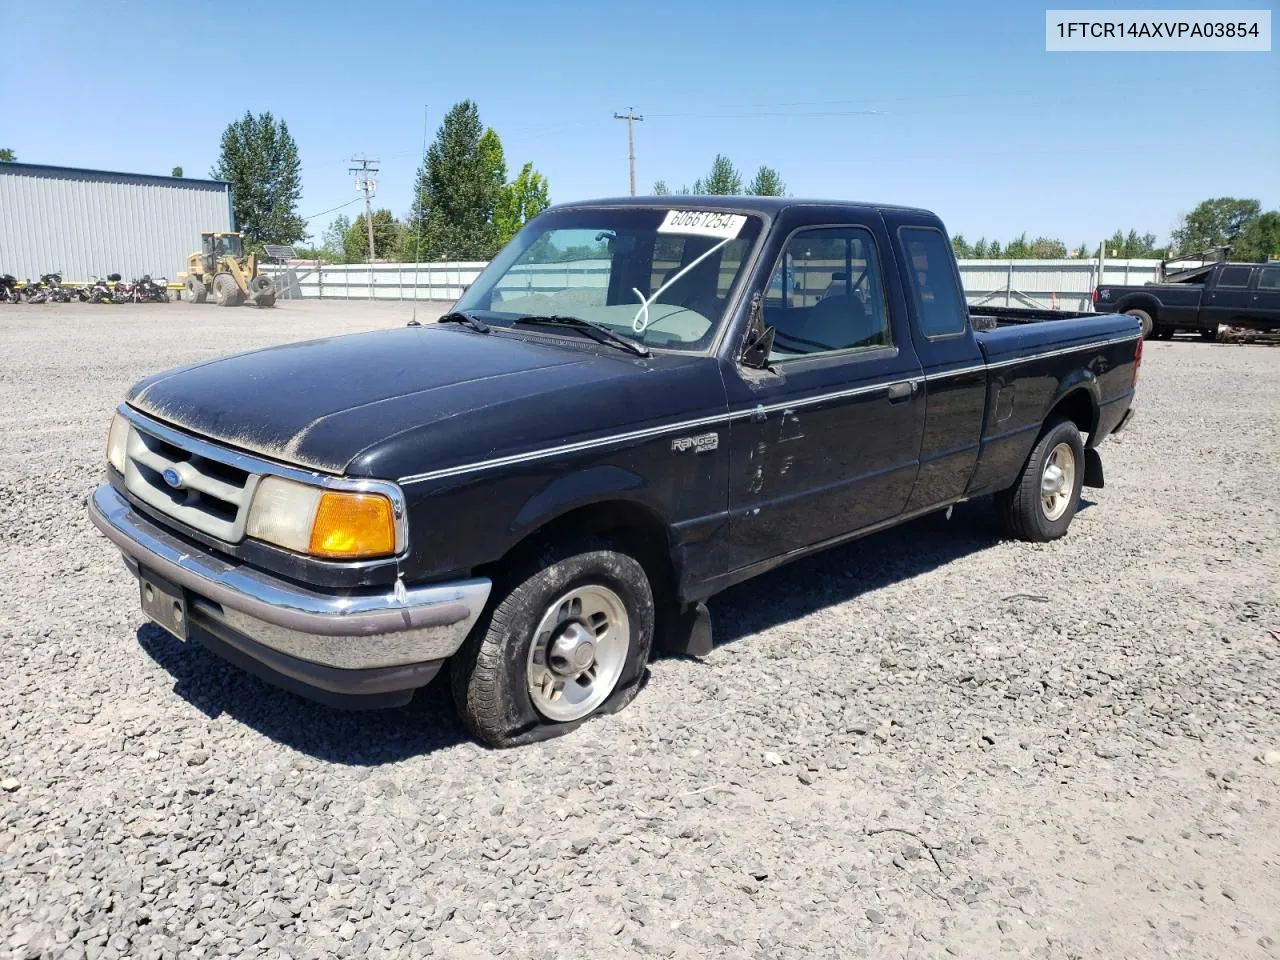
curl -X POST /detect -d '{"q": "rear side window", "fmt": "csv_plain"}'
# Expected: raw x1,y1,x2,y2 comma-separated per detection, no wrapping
900,227,967,337
1218,266,1253,287
1258,267,1280,290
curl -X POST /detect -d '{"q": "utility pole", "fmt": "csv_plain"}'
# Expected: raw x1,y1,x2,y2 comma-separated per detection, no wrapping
613,109,643,196
349,155,380,262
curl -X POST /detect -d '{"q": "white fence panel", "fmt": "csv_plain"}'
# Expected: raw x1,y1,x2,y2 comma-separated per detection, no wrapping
264,258,1169,313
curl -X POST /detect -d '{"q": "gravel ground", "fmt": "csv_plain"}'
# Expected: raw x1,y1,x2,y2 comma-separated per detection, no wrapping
1,301,1277,960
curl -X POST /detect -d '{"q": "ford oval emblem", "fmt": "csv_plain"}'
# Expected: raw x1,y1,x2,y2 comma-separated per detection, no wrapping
162,468,184,490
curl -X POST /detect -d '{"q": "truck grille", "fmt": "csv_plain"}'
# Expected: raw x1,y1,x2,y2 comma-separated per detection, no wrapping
122,424,259,542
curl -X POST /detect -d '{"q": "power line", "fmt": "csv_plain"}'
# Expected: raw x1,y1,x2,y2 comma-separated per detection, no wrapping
613,109,644,196
348,155,380,266
299,197,360,224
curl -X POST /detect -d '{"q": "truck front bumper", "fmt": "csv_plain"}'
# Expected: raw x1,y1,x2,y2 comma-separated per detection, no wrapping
88,484,492,707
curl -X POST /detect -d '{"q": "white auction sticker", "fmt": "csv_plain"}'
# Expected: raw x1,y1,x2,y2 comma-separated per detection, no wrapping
657,210,747,239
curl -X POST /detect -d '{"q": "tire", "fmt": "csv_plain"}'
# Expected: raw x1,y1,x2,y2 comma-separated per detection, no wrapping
213,273,244,307
186,276,207,304
1124,307,1154,340
451,538,655,748
250,275,276,307
1199,327,1218,342
994,418,1086,543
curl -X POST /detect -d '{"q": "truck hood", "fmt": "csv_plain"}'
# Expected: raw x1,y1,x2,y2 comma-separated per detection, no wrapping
126,325,722,477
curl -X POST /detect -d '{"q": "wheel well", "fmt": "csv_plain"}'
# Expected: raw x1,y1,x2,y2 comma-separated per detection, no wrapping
488,501,678,606
1118,297,1159,320
1047,388,1097,440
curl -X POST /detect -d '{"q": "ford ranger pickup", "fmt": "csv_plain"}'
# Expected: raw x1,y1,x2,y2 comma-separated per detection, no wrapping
89,197,1141,746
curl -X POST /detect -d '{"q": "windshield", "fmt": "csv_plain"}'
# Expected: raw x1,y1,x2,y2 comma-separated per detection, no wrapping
215,235,244,258
454,207,765,352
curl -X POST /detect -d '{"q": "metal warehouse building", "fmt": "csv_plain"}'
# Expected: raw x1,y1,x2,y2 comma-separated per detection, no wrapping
0,162,232,282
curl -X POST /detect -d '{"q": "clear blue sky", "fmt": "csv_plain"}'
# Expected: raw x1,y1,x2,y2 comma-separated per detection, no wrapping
5,0,1275,247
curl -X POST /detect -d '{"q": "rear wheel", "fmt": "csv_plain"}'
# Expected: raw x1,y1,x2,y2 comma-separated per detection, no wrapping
185,276,207,304
1125,307,1154,340
1199,327,1219,342
213,273,244,307
451,539,654,747
995,418,1086,542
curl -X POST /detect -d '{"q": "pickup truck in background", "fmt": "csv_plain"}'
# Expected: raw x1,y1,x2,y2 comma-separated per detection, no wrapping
1093,256,1280,340
89,197,1141,747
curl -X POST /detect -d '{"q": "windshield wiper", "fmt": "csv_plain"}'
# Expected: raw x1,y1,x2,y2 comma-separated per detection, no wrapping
438,310,491,334
513,314,650,357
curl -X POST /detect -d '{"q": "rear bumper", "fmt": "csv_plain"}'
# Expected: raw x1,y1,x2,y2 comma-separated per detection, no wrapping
88,484,491,703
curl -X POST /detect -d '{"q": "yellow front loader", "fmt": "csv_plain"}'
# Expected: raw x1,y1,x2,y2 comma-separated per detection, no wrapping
177,232,276,307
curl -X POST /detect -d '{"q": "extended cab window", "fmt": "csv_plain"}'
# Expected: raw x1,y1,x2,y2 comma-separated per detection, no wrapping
763,226,890,360
1218,266,1253,287
900,227,968,337
1258,267,1280,290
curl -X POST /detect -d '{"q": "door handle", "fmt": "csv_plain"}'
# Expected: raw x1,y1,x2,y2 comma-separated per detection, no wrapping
887,380,917,402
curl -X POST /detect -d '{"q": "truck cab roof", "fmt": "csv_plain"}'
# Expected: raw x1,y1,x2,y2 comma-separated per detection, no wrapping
547,195,941,221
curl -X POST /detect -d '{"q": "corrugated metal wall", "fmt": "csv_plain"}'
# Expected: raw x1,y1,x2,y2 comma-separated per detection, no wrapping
0,163,232,281
263,258,1166,311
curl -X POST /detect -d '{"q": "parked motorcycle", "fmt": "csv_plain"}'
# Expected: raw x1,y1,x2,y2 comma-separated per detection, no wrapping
113,276,138,303
0,275,20,304
22,279,50,304
40,272,75,303
84,275,114,304
136,275,169,303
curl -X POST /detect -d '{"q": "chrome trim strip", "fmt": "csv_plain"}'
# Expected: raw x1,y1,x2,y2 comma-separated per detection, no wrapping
400,332,1139,485
90,484,490,650
119,405,410,554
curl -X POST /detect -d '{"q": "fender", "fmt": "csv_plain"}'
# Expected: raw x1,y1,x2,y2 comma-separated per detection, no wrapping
508,465,667,545
1044,373,1101,438
1114,294,1161,318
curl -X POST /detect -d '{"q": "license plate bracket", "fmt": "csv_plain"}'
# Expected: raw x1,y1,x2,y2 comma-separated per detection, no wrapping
139,568,188,641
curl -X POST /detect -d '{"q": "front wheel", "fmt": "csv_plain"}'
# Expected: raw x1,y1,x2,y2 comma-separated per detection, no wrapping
451,540,654,747
995,418,1086,542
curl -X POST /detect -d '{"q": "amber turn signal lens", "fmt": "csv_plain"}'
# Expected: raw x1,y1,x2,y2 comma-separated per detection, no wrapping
308,492,397,559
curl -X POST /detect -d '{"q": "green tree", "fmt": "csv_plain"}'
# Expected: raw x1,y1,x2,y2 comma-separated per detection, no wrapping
1235,210,1280,262
1171,198,1261,253
951,233,973,258
692,154,742,195
494,162,550,246
171,166,183,178
1031,237,1068,258
0,148,15,162
652,180,670,196
987,240,1002,258
322,215,351,261
210,111,306,246
746,165,785,196
405,100,507,261
1004,233,1032,258
345,209,403,262
1076,241,1094,259
970,238,988,259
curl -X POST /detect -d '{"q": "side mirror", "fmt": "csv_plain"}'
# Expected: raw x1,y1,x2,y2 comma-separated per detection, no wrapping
741,325,776,369
739,290,775,370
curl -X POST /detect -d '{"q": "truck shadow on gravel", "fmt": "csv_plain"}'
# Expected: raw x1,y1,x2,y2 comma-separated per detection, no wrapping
136,627,471,763
702,496,1093,647
136,496,1093,763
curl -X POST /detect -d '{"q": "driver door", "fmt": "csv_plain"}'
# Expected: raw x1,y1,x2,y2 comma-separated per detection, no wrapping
723,214,926,570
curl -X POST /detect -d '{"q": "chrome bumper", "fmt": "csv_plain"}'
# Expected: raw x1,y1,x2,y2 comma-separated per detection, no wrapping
88,484,491,677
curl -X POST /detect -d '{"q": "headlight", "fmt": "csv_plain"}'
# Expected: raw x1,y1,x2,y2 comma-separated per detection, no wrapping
246,476,399,559
106,412,129,474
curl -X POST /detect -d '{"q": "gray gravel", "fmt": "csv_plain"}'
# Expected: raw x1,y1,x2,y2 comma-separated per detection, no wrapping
1,301,1278,960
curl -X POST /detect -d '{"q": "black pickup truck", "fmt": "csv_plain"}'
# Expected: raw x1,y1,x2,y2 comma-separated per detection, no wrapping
1094,259,1280,340
89,197,1141,746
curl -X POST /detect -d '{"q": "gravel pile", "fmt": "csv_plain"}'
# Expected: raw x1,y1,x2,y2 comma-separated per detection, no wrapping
1,303,1277,959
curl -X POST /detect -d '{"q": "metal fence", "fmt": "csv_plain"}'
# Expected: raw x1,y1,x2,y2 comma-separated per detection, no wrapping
263,257,1167,312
